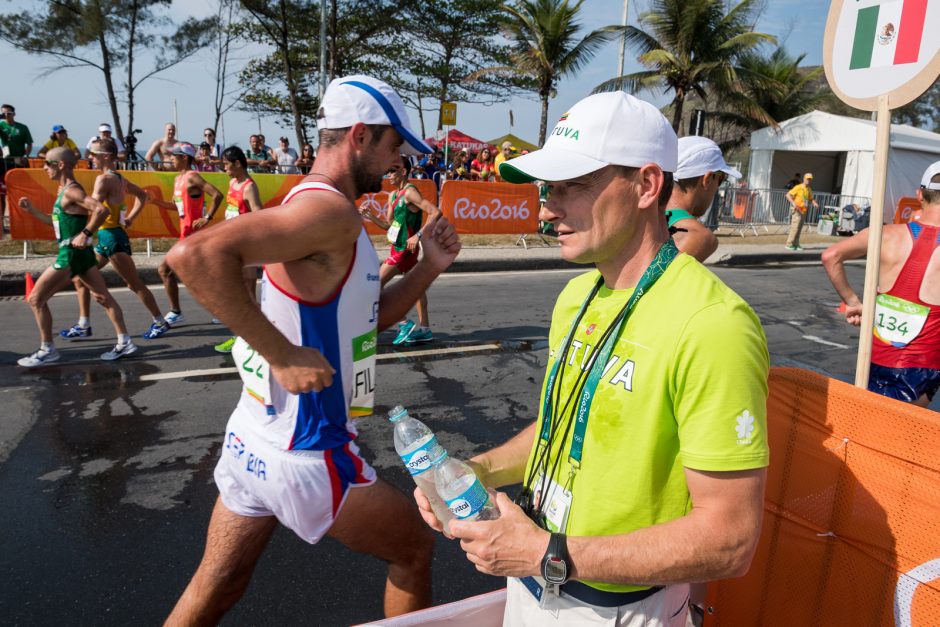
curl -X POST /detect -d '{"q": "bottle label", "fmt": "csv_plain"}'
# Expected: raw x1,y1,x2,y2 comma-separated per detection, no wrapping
400,437,444,476
446,479,489,520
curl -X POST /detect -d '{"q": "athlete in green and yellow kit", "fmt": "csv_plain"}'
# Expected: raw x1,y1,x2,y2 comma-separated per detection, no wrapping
17,147,137,367
57,138,172,342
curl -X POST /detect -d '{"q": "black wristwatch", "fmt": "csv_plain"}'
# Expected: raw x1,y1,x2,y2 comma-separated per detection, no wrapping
541,532,571,585
81,228,93,238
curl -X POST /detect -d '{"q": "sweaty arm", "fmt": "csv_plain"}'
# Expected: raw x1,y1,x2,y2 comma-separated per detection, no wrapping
190,175,224,228
166,194,363,393
376,212,460,330
144,139,162,163
672,217,718,262
821,228,870,325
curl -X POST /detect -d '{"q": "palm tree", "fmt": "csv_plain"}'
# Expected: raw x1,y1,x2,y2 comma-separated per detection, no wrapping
484,0,625,145
594,0,775,133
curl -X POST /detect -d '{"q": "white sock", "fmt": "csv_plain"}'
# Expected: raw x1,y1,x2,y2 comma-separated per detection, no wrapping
41,342,53,351
78,316,90,328
118,334,130,346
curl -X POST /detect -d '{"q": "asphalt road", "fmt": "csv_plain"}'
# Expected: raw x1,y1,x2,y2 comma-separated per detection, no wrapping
0,262,910,625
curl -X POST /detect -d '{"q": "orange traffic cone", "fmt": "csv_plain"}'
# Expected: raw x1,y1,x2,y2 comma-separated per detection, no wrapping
24,272,34,299
836,301,847,313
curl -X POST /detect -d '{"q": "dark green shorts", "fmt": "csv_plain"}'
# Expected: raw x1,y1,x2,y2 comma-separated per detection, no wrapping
53,246,98,277
94,227,133,258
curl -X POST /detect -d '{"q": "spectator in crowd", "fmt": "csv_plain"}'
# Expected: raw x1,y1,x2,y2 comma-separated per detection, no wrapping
415,147,444,182
471,146,496,181
246,134,273,173
274,136,299,173
85,123,125,166
144,122,181,171
494,140,514,171
38,125,81,160
202,128,223,161
785,172,801,189
195,143,220,172
296,142,315,174
448,148,471,180
259,133,276,161
0,103,33,232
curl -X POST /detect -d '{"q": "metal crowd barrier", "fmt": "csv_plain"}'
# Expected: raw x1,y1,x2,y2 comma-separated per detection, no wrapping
717,188,871,236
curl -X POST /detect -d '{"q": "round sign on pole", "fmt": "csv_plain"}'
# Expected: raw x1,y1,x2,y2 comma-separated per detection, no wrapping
824,0,940,111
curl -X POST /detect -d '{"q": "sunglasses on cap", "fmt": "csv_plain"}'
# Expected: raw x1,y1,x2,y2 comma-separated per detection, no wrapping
204,131,215,136
44,160,61,167
714,171,728,185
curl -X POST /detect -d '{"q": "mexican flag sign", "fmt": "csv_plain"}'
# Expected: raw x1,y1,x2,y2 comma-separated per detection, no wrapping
850,0,927,70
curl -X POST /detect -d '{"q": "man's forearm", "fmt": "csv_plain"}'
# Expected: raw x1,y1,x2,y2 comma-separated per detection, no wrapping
471,421,537,488
377,261,440,330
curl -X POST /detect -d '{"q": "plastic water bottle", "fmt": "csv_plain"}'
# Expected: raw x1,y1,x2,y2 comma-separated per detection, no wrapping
435,456,500,522
388,405,455,532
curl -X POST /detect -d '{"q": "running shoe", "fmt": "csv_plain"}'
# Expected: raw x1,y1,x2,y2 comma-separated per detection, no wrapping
214,337,237,354
164,311,185,325
405,327,433,344
17,346,60,368
60,324,92,339
393,319,416,345
101,341,138,361
785,245,797,251
211,318,222,325
142,320,171,340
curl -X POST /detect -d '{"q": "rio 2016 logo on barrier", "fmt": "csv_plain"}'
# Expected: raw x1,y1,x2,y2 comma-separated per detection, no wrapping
358,193,385,216
452,197,529,221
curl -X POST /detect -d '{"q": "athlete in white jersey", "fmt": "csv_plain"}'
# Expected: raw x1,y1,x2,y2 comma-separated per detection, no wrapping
164,75,461,624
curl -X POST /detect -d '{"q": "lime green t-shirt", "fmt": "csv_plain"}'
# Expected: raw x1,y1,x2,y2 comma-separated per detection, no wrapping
525,253,770,593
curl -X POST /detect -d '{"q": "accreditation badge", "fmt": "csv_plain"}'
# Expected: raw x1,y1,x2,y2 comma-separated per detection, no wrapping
387,220,401,244
534,473,573,534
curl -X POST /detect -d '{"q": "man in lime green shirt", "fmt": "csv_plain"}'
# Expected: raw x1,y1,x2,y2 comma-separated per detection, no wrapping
414,93,769,625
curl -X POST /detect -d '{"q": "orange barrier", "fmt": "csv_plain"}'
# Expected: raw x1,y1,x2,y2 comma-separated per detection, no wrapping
5,170,440,240
894,196,921,224
733,190,753,220
438,180,539,234
704,368,940,626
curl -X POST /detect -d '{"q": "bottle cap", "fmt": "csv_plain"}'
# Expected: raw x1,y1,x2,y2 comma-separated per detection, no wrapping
387,405,408,423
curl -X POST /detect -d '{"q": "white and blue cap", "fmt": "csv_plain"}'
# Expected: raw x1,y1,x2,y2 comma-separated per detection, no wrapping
675,136,741,180
921,161,940,190
318,75,432,156
499,92,677,184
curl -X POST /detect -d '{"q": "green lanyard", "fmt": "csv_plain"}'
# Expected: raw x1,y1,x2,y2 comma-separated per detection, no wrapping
538,239,679,469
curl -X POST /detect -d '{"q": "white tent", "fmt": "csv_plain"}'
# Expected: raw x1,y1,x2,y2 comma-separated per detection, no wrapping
748,110,940,218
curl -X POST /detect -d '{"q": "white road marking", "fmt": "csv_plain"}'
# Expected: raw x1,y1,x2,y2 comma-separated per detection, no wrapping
139,343,505,382
802,335,849,349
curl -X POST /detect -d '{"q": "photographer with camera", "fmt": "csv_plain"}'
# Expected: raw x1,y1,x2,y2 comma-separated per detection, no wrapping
85,123,126,168
414,92,770,626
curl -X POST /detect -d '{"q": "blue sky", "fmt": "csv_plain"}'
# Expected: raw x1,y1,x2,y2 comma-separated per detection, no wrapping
4,0,825,153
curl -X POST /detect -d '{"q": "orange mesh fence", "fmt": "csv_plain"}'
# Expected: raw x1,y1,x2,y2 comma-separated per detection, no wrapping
438,180,539,234
704,367,940,627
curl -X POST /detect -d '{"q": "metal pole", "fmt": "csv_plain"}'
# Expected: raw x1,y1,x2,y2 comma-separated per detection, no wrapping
319,0,327,101
854,94,890,388
173,99,178,133
617,0,629,77
147,238,152,258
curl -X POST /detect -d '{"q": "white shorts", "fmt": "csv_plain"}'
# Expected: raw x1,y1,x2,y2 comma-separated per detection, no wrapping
214,408,377,544
504,577,690,627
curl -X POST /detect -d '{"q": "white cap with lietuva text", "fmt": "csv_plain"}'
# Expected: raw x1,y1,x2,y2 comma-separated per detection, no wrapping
675,136,742,180
318,75,432,156
498,92,678,184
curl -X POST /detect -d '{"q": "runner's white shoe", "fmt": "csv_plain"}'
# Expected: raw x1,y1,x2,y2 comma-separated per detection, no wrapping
164,311,185,325
101,341,138,361
17,346,61,368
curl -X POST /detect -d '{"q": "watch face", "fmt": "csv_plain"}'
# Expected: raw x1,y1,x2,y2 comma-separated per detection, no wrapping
544,556,567,584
